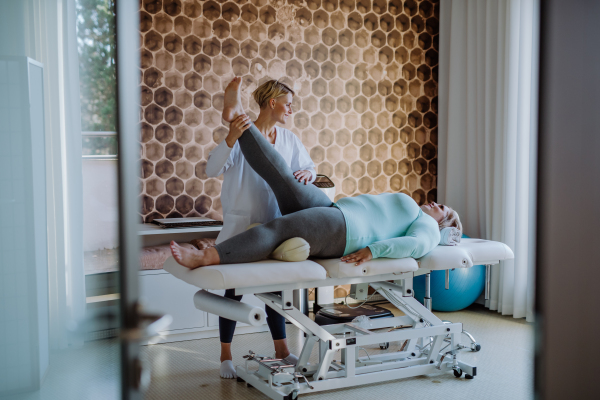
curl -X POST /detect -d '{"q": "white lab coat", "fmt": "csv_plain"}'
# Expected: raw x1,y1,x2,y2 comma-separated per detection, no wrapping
206,126,316,244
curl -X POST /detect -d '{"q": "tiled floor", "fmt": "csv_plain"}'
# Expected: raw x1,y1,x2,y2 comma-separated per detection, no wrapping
4,339,120,400
4,304,533,400
144,304,534,400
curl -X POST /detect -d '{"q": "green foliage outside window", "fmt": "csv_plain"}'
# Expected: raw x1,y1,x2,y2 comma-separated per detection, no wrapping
76,0,118,155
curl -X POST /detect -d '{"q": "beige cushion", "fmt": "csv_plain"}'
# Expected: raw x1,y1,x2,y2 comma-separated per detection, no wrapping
271,237,311,262
418,238,515,270
313,257,418,279
163,257,327,290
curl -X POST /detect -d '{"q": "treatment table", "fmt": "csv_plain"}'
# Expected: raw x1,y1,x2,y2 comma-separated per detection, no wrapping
164,238,513,400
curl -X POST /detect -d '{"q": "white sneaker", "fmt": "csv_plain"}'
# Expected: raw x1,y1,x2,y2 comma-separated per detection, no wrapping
220,360,237,379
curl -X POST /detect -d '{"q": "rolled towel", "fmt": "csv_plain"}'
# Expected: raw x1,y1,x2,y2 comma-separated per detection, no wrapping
439,227,461,246
193,290,267,326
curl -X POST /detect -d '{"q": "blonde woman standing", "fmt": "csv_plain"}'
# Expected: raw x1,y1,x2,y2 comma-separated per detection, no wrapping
205,80,314,379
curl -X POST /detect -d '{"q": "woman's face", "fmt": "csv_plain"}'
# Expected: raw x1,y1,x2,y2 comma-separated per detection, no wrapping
421,202,449,223
270,93,294,124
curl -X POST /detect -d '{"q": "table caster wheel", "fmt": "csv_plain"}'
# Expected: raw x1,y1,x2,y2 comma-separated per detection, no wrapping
453,368,463,378
379,342,390,350
472,343,481,352
285,389,299,399
465,374,474,379
236,376,245,383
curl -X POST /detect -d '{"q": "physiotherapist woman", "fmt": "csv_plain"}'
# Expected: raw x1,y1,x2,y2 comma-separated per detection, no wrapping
205,80,315,379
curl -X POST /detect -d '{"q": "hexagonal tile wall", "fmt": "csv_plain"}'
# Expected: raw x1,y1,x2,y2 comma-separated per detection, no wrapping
139,0,439,222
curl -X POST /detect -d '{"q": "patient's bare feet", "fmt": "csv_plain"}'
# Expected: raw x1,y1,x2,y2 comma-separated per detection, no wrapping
222,77,245,122
170,241,220,269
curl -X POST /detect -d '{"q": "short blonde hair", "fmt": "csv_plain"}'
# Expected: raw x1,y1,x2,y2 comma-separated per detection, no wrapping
252,80,295,109
438,207,463,234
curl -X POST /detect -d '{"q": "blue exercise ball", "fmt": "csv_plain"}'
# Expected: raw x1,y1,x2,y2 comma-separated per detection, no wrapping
413,234,485,312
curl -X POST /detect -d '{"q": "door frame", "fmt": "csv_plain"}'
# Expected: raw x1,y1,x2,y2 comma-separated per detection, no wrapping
115,1,142,399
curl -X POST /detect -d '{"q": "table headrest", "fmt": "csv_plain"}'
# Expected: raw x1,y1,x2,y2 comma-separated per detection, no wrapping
418,238,514,270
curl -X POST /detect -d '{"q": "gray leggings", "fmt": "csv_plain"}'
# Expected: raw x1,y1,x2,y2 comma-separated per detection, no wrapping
214,124,347,264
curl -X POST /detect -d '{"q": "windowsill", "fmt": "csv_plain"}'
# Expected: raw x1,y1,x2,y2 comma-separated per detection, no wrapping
84,248,118,275
84,225,222,276
82,155,118,160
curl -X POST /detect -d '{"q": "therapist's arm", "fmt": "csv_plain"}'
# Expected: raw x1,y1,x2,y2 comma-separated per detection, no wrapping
291,135,317,184
206,140,233,177
225,114,251,147
206,116,250,177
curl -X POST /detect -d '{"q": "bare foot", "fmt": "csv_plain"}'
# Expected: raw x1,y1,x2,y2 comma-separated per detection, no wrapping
222,77,245,122
170,241,220,269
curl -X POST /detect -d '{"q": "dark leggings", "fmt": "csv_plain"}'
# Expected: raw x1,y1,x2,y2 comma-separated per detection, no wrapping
214,123,347,264
219,290,286,343
217,123,348,343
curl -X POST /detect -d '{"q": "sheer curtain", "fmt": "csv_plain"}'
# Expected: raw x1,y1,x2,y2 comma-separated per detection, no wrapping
28,0,86,348
438,0,539,321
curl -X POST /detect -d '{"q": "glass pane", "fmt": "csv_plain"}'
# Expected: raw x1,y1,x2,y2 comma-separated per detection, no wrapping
77,1,122,396
0,1,121,399
76,0,117,133
82,134,118,155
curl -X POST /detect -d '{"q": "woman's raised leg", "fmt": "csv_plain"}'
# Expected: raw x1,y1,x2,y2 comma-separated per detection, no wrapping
238,124,332,215
222,78,332,215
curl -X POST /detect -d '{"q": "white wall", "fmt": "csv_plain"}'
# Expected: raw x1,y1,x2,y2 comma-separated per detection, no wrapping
0,57,49,395
82,159,119,251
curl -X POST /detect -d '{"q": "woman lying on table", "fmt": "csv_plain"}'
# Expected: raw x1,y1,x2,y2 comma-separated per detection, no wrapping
170,77,462,270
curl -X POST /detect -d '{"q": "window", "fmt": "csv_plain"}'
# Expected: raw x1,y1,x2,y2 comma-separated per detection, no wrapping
76,0,118,158
77,0,120,275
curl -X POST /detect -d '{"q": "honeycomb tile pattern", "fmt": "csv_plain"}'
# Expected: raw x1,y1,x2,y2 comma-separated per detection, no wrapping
139,0,439,223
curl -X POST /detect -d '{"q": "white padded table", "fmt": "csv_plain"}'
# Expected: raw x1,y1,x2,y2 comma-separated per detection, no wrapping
161,237,513,399
163,238,514,291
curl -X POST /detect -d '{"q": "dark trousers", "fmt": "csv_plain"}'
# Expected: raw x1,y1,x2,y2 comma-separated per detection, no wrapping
219,289,286,343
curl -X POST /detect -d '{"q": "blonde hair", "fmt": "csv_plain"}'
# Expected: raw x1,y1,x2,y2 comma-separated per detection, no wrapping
438,207,463,234
252,80,295,109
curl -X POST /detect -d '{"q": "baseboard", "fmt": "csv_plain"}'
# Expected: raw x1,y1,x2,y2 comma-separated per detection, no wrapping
141,324,270,346
85,324,270,345
85,328,119,342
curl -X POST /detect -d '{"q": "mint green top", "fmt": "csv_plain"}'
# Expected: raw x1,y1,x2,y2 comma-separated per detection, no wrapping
334,193,441,259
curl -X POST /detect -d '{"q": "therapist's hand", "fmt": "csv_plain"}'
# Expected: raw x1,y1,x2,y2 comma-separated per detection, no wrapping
225,114,251,148
341,247,373,266
293,170,312,185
